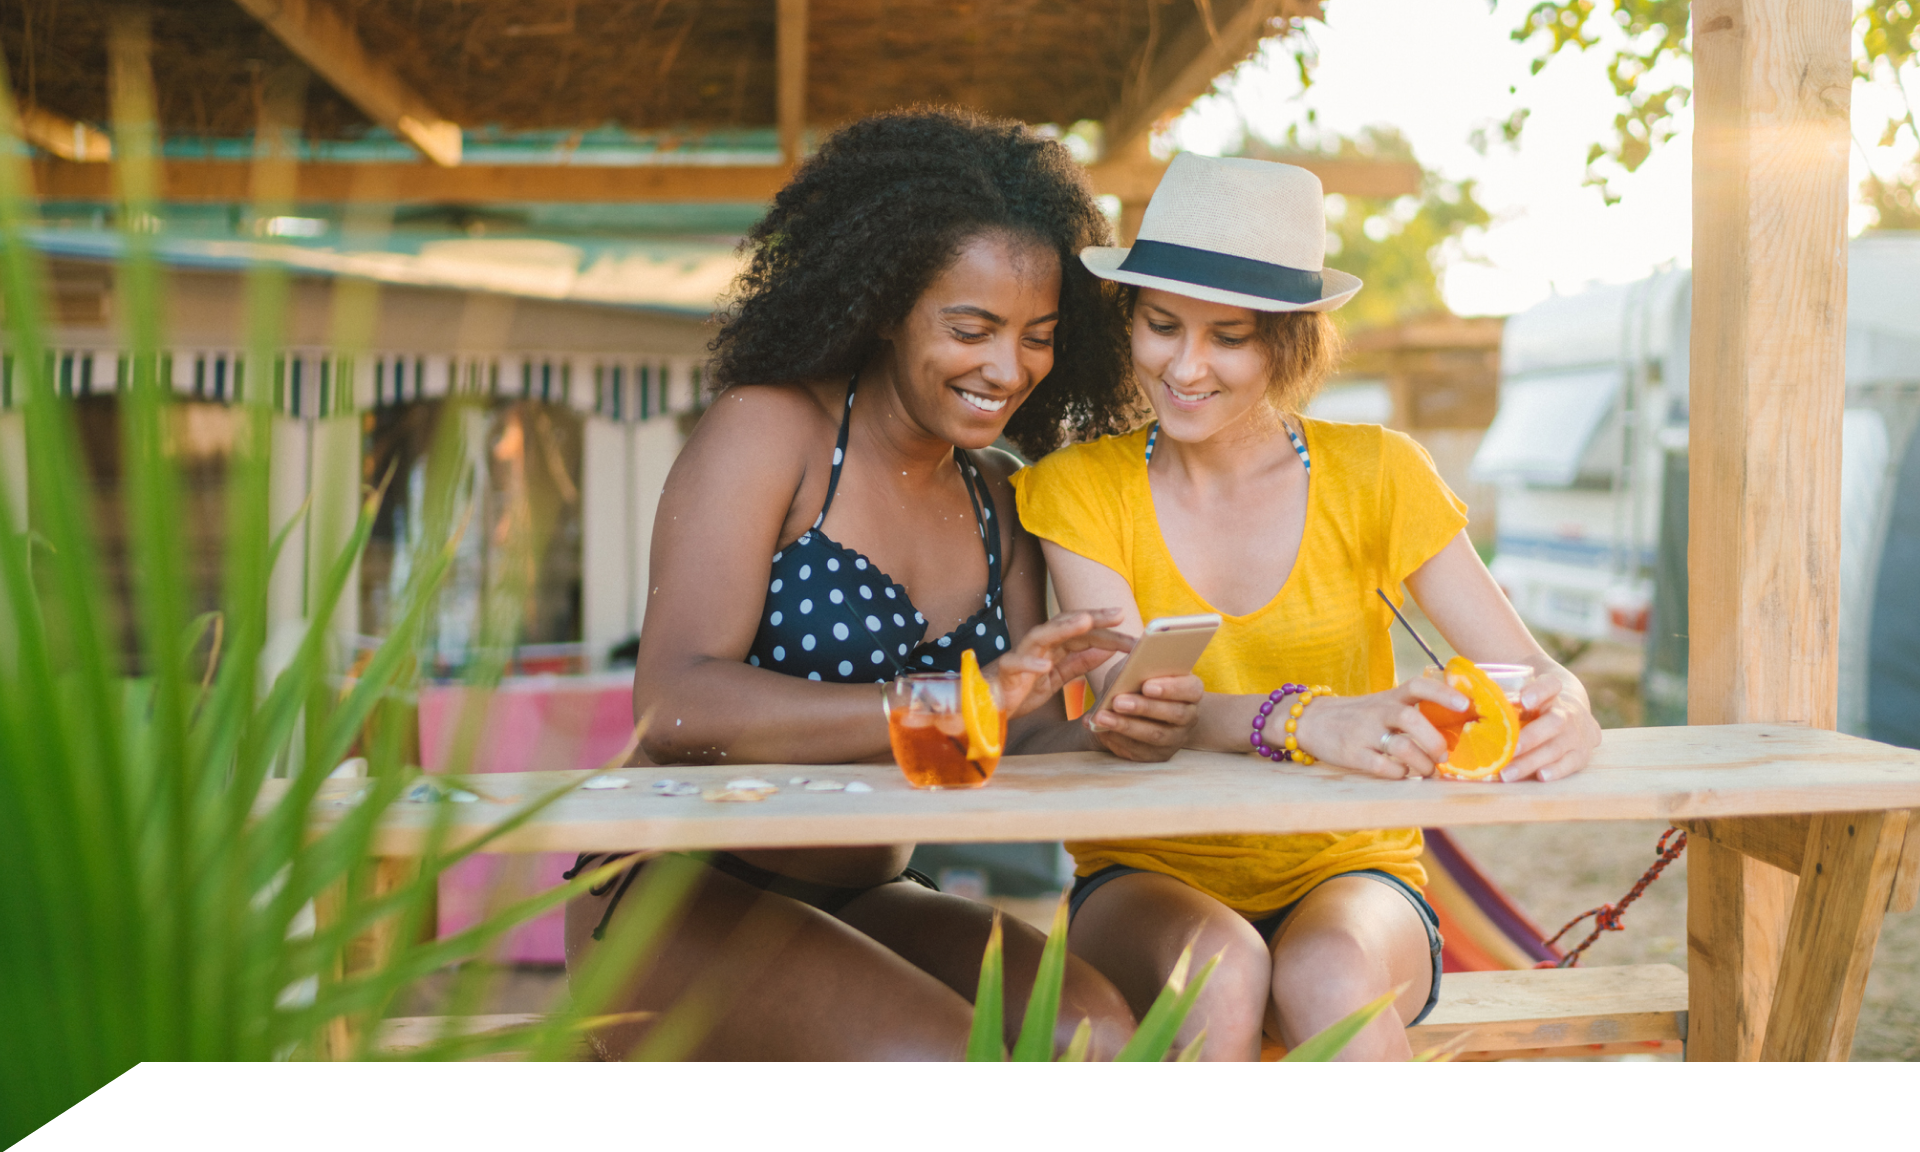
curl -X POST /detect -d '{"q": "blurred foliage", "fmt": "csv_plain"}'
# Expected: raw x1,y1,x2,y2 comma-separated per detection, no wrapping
1862,168,1920,228
1861,2,1920,227
0,22,689,1143
1240,127,1491,330
1511,0,1690,204
1510,1,1920,220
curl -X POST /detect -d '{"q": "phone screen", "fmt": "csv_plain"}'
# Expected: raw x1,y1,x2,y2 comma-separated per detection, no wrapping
1086,614,1220,730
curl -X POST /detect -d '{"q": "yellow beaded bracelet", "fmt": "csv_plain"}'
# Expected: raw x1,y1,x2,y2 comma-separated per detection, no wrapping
1250,684,1335,765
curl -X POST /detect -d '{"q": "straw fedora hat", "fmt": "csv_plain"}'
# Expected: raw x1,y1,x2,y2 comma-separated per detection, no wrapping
1080,152,1360,313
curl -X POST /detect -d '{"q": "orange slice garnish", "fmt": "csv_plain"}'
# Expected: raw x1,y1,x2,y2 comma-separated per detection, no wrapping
959,648,1003,764
1434,657,1519,781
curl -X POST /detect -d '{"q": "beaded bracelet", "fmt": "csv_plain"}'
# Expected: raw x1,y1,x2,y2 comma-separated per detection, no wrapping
1250,683,1334,765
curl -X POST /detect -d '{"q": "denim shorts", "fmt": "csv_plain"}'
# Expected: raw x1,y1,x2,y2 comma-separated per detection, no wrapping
1067,864,1445,1026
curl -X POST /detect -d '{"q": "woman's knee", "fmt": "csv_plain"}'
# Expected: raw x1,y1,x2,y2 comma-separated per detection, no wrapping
1069,874,1272,1057
1270,923,1386,1004
1058,953,1137,1059
1268,880,1433,1020
1183,930,1273,1051
1072,877,1260,989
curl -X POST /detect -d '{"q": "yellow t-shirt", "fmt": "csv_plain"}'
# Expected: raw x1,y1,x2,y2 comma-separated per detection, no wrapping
1009,419,1469,917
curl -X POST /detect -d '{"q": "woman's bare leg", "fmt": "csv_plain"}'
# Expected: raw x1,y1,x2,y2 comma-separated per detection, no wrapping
838,883,1136,1059
1065,871,1271,1061
565,860,974,1060
1263,875,1434,1061
565,859,1136,1060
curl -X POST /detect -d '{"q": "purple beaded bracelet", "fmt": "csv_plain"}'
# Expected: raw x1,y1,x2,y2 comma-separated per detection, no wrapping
1250,684,1308,762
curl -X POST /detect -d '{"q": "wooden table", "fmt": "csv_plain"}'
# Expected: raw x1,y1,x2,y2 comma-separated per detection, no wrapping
296,724,1920,1061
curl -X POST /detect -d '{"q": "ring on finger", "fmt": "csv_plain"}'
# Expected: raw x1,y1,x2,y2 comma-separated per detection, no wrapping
1379,731,1421,780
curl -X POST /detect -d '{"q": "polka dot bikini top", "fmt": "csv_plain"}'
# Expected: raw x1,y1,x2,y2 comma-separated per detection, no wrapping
746,378,1011,683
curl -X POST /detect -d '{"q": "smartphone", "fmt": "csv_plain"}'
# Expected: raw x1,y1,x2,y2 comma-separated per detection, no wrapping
1085,613,1221,730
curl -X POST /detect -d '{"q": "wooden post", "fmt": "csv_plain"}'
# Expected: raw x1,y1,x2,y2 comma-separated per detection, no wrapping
1685,836,1798,1059
1104,135,1155,245
776,0,807,166
1686,0,1852,1060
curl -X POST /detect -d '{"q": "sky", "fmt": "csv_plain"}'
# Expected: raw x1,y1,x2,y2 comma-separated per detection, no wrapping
1166,0,1917,318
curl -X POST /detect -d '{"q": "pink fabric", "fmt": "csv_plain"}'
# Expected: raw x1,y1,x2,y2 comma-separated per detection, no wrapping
420,674,636,965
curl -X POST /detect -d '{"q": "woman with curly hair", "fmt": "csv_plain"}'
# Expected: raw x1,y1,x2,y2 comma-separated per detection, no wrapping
564,108,1203,1060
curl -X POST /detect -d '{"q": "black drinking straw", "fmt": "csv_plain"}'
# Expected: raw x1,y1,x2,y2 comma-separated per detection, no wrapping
1376,588,1443,669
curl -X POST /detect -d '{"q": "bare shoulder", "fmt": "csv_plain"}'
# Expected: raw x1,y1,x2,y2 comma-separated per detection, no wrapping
670,381,840,484
687,381,840,450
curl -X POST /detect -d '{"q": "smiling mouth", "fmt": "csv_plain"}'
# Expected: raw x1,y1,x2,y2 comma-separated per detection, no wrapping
1164,381,1216,405
955,388,1008,414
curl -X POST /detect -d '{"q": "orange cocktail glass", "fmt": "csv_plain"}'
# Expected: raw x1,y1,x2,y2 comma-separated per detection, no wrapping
1418,662,1535,753
884,672,1005,789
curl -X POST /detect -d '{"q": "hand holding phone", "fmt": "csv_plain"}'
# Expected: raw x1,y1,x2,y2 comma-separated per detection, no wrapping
1085,613,1220,731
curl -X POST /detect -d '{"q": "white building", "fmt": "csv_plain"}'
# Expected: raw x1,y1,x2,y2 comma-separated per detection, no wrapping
2,248,720,675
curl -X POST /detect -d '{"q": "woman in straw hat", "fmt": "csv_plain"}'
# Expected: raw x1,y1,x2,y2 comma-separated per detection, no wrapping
1011,153,1602,1059
564,108,1204,1060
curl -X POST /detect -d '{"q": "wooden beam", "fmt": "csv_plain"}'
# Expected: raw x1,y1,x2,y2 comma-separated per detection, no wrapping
230,0,462,167
1761,809,1910,1060
1685,0,1853,1061
250,65,307,212
36,151,1403,208
1087,150,1423,203
31,81,1417,212
15,103,112,162
32,158,792,203
1680,814,1810,875
1105,0,1294,157
777,0,807,165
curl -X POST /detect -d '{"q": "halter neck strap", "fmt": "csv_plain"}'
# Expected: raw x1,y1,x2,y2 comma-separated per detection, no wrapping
811,376,1000,583
1143,418,1312,471
811,375,860,530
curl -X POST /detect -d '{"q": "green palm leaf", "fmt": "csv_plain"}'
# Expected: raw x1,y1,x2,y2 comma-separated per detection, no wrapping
1010,895,1071,1061
965,912,1008,1061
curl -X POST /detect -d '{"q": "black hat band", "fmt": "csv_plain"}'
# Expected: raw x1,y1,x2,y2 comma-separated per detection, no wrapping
1117,239,1324,304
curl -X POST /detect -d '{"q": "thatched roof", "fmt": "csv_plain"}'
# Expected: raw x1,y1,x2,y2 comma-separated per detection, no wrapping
5,1,1312,145
7,3,1396,217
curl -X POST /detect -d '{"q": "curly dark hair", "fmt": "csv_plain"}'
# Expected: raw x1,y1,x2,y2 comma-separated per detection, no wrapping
707,106,1138,458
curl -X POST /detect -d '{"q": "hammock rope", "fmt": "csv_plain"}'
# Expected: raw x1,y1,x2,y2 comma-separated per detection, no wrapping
1539,827,1689,969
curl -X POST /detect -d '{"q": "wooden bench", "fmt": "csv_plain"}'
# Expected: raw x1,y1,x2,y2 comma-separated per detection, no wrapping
380,963,1692,1061
1406,963,1687,1060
